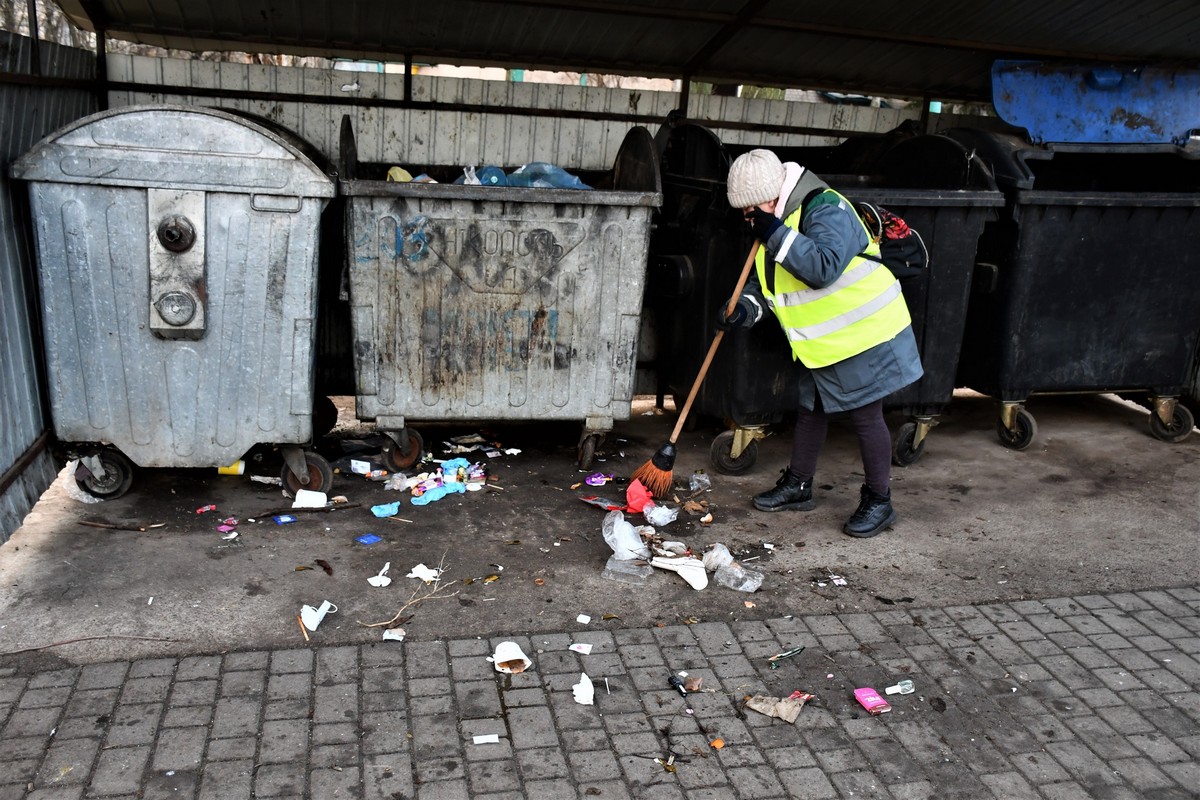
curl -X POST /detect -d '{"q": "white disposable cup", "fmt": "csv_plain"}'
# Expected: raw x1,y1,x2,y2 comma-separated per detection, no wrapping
300,600,338,631
491,641,532,673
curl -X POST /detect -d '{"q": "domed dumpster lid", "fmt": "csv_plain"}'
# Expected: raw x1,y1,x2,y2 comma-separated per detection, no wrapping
11,104,335,198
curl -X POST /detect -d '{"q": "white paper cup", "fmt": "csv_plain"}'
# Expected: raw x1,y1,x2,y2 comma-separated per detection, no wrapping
490,641,532,673
300,600,338,631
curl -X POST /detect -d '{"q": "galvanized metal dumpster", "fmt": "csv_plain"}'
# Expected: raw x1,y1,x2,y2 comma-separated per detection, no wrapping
339,120,661,469
11,105,337,498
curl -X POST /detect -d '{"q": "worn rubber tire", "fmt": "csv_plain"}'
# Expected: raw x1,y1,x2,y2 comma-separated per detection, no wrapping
383,429,424,471
281,451,334,494
1148,403,1194,444
74,449,135,500
996,408,1037,451
710,429,757,475
891,421,926,467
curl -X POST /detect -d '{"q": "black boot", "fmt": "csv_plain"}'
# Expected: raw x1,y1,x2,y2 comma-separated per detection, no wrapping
844,484,896,538
753,469,815,512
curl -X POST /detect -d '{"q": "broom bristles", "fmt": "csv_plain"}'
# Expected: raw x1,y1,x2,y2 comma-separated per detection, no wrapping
631,460,673,499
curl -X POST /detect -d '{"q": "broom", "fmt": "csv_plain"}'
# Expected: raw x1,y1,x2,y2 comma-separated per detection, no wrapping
632,241,762,497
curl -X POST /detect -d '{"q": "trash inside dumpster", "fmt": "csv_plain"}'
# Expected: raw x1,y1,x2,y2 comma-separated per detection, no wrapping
647,122,1002,472
11,105,337,498
339,117,661,471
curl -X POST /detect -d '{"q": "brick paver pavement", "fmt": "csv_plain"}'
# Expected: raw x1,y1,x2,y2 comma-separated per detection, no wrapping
2,586,1198,799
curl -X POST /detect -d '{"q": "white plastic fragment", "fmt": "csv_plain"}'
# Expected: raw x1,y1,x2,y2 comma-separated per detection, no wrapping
473,734,500,744
576,614,591,625
292,488,328,508
300,600,337,631
651,556,709,590
382,628,405,642
573,673,595,705
368,563,392,588
406,564,441,583
489,641,532,674
221,532,239,541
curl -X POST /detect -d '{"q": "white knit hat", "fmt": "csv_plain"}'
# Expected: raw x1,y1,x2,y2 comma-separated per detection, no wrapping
727,149,785,208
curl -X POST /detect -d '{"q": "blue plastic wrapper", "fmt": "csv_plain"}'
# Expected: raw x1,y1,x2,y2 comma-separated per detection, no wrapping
371,501,402,517
272,514,296,525
356,533,382,545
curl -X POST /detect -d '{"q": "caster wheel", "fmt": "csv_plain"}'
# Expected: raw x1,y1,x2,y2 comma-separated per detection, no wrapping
383,429,424,472
710,429,757,475
75,449,135,500
892,421,926,467
1149,403,1194,443
281,452,334,494
577,435,600,470
996,408,1037,451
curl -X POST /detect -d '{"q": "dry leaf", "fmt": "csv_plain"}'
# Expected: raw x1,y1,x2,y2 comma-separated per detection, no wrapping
602,613,621,620
315,559,333,576
294,565,312,571
483,575,500,584
504,539,521,545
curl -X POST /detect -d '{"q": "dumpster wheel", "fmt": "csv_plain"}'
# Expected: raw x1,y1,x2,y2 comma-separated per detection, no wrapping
996,408,1037,451
75,448,135,500
383,429,425,471
281,451,334,495
710,430,758,475
577,434,601,471
892,422,927,467
1148,402,1194,444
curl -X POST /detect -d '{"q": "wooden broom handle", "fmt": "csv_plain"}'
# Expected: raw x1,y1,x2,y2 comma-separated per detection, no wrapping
668,241,762,444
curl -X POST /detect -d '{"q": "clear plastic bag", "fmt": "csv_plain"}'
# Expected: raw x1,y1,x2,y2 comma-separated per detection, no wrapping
715,560,763,592
702,542,734,572
602,510,650,560
644,502,679,527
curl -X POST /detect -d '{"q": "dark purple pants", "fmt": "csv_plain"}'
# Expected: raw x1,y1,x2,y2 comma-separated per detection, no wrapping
790,397,891,495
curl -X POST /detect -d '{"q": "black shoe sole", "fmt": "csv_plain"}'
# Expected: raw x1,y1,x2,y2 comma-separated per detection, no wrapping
753,499,816,513
843,509,897,537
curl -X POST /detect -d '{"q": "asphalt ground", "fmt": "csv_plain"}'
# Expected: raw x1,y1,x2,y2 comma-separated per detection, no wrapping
1,390,1196,671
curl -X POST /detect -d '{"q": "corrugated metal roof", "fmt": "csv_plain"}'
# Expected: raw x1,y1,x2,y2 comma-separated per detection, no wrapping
54,0,1200,101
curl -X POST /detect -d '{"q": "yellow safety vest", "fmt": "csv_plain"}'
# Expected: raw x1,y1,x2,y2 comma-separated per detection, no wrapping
756,192,911,369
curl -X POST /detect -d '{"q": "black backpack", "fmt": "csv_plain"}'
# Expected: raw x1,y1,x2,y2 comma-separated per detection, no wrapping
854,201,929,284
801,189,929,283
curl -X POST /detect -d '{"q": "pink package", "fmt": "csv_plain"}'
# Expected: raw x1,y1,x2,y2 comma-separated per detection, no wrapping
853,687,892,715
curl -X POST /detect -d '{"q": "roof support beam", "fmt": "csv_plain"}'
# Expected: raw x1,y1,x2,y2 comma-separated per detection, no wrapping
682,0,768,77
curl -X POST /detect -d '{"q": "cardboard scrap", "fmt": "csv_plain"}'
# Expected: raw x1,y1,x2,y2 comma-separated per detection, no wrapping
743,692,814,724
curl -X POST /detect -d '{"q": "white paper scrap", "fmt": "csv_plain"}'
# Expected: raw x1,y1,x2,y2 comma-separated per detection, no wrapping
406,564,441,583
576,614,591,625
473,734,501,744
381,628,405,642
569,643,593,655
292,488,328,508
572,673,595,705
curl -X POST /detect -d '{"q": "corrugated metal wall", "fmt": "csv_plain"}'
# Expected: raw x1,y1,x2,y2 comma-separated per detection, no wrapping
0,32,97,542
107,55,917,170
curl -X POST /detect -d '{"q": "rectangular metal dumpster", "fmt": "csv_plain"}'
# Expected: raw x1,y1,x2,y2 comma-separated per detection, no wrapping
11,105,337,498
339,120,661,469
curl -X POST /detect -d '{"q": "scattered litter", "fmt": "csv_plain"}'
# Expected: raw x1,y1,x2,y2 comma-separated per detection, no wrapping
762,542,776,551
221,532,239,541
602,613,620,621
602,511,650,560
217,524,236,533
580,495,626,512
489,641,532,674
830,574,848,587
473,733,501,745
569,643,593,655
644,503,679,527
654,757,677,774
650,556,708,590
853,686,892,715
371,502,403,518
682,499,707,516
668,675,687,696
315,559,334,575
715,561,763,592
295,565,313,572
689,471,712,492
684,676,703,692
148,597,153,605
368,563,392,587
251,475,283,486
534,578,546,586
768,646,805,669
196,505,216,514
885,680,915,696
744,692,814,723
702,543,734,572
601,555,654,585
272,514,297,525
572,673,595,705
743,600,756,608
625,479,653,513
709,738,725,750
585,473,613,486
299,600,337,631
407,564,441,583
381,628,405,642
292,489,327,509
577,614,592,625
356,534,383,546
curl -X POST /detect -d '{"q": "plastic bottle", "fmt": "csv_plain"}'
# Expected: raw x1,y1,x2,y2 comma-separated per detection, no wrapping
476,165,507,186
715,560,764,592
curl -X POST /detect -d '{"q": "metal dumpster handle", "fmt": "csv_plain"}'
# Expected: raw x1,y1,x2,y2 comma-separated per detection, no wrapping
251,194,303,213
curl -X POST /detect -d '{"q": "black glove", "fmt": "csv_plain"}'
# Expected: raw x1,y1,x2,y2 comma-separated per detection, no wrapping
745,208,783,243
715,296,754,331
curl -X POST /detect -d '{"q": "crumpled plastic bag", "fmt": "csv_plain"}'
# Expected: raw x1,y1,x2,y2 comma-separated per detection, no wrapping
644,502,679,527
602,510,649,560
625,479,653,514
411,482,466,506
703,542,734,572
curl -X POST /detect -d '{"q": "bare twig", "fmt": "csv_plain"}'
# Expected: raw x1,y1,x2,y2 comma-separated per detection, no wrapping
357,552,458,628
78,520,165,532
0,635,185,655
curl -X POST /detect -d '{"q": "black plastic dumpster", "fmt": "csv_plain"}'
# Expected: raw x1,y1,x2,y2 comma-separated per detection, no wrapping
648,123,1003,473
949,129,1200,448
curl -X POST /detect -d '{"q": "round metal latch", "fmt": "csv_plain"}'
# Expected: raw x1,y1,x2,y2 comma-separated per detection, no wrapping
157,215,196,253
154,291,197,326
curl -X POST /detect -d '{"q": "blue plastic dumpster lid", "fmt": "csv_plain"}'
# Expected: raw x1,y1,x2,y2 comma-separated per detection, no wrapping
992,60,1200,148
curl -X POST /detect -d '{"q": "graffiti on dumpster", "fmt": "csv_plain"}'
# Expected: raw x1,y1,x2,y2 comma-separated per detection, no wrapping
428,220,583,294
420,304,564,379
392,214,430,263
